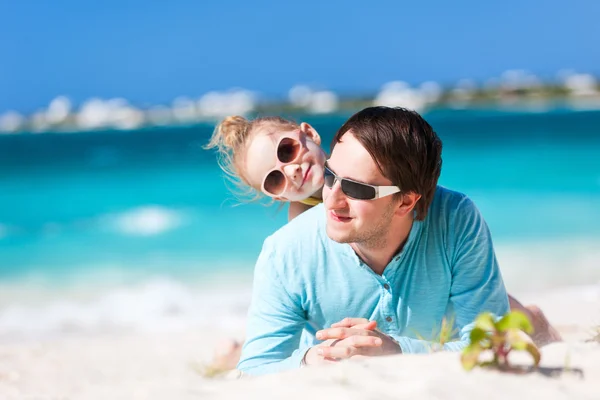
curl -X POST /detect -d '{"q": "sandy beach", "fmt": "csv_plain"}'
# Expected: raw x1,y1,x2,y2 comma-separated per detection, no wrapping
1,282,598,400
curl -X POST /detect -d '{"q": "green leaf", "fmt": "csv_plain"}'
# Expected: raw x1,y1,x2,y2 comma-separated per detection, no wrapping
461,344,482,371
469,327,489,344
503,329,541,367
505,329,530,351
525,342,541,367
479,360,498,368
474,312,496,332
496,311,533,334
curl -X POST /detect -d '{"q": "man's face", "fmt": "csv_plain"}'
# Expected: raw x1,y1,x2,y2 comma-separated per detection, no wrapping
323,131,400,247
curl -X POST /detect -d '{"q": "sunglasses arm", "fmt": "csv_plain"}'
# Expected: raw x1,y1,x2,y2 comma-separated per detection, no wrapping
375,186,402,199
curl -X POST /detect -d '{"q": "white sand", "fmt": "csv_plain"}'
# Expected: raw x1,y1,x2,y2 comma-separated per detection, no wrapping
1,283,599,400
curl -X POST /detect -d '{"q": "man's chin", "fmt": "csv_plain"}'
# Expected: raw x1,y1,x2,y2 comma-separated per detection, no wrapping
325,224,352,244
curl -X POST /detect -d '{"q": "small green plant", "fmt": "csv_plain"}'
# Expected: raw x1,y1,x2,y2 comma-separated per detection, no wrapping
587,325,600,343
190,361,230,379
461,311,541,371
437,316,459,346
415,316,459,352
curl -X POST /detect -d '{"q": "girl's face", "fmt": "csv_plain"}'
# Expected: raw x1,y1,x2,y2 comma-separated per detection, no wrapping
244,122,326,202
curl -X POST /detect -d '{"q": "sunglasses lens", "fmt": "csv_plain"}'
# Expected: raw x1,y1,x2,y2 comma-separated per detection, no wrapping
323,167,336,187
277,138,301,163
324,165,376,200
263,170,286,195
341,180,376,200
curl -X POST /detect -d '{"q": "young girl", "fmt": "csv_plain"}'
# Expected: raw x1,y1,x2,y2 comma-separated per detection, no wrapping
204,114,561,371
205,115,327,220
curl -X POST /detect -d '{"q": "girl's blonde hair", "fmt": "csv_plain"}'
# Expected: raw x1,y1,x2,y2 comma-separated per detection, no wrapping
204,115,299,200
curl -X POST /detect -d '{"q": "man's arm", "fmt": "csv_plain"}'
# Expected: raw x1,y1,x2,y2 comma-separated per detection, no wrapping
237,238,308,375
391,196,510,353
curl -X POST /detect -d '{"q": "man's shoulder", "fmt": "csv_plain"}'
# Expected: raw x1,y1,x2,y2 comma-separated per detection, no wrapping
422,187,491,266
426,186,483,229
430,185,473,213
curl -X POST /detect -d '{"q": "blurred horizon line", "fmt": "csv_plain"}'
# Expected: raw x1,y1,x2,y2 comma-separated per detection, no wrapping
1,69,599,134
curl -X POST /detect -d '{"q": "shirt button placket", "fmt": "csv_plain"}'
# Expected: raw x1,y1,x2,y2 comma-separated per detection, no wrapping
381,279,395,328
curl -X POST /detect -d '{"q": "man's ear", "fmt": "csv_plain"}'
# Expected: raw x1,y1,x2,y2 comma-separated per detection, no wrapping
300,122,321,146
396,192,421,218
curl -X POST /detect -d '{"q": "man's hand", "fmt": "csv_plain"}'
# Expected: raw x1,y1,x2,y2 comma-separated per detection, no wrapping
303,318,401,366
330,317,374,329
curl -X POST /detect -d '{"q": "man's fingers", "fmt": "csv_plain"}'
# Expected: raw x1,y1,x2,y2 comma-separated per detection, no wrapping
331,318,369,328
318,345,355,359
347,335,383,348
317,337,382,359
316,327,376,340
352,321,377,331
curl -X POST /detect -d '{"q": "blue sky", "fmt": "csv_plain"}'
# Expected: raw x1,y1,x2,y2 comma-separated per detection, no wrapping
1,0,599,113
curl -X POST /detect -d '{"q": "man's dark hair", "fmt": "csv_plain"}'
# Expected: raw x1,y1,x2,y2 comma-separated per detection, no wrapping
332,106,442,220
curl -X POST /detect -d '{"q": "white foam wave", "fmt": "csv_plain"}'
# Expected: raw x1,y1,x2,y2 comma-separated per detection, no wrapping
0,206,189,239
1,237,598,341
0,277,252,341
101,206,186,236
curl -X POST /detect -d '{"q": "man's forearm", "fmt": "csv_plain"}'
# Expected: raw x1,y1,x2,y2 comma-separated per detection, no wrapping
387,320,479,354
389,334,468,353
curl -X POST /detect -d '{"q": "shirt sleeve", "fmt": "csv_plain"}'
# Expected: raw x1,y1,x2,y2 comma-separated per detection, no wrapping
236,238,309,375
391,195,510,353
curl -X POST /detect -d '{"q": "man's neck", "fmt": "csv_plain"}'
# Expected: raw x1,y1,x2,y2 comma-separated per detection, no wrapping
350,218,414,275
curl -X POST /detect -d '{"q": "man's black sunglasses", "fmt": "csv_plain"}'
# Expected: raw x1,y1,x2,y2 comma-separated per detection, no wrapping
324,162,401,200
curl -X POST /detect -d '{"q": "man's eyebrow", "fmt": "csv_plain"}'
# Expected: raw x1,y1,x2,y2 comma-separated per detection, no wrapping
326,162,371,185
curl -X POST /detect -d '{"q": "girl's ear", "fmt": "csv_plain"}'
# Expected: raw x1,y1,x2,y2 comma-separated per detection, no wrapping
300,122,321,146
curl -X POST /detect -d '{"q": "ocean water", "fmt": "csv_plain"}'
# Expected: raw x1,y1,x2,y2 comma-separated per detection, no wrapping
1,108,599,339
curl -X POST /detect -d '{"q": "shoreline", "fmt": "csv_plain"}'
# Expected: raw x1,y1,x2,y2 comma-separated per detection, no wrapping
0,282,598,399
0,274,597,342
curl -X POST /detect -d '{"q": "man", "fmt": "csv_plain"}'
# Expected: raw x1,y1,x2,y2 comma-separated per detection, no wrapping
237,106,510,375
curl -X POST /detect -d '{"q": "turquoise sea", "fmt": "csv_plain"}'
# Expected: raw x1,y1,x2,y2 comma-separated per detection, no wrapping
1,108,599,339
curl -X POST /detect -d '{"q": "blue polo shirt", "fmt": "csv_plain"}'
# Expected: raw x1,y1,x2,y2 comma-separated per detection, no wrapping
238,186,510,375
